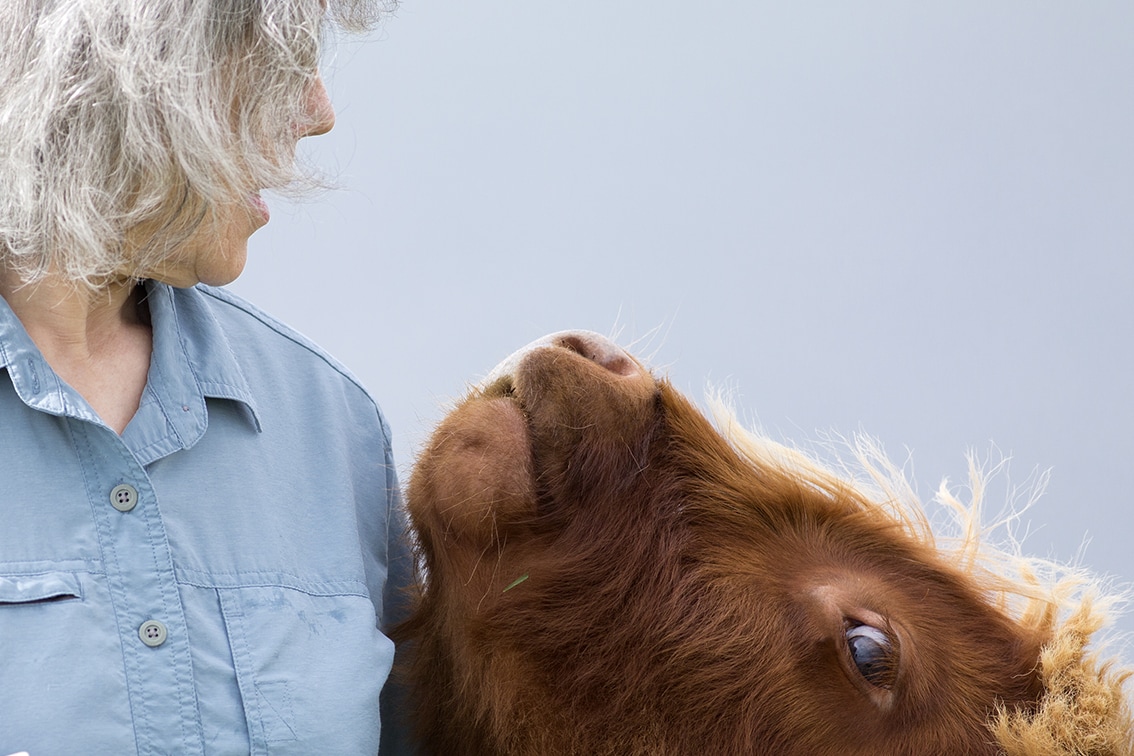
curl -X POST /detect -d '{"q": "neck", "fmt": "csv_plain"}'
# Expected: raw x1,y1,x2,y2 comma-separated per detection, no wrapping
1,269,153,434
0,271,146,354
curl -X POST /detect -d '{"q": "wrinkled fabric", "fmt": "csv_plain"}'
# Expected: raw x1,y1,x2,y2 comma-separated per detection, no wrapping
0,281,412,754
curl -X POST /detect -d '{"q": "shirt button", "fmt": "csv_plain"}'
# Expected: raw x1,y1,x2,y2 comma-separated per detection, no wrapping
139,620,168,648
110,484,138,512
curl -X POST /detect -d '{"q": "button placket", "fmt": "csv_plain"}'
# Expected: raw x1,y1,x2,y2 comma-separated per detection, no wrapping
69,405,201,750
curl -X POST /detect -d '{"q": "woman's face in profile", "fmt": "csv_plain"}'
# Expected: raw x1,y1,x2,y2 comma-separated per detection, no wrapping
139,73,336,289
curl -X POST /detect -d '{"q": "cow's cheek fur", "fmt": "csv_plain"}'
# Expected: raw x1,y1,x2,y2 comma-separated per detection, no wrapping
407,397,535,549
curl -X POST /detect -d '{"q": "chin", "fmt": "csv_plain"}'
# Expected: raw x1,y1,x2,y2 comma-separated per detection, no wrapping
196,252,249,287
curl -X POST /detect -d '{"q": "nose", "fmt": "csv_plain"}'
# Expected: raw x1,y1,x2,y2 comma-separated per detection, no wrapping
481,330,646,387
552,332,640,377
298,73,335,138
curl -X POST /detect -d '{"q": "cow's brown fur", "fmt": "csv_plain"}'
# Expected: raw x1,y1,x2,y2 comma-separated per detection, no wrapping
397,333,1133,755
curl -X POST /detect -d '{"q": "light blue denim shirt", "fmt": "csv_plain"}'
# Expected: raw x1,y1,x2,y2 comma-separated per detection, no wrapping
0,282,413,754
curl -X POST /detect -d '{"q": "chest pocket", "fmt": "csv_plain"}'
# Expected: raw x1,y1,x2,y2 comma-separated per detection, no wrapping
213,584,390,754
0,572,82,604
0,569,139,753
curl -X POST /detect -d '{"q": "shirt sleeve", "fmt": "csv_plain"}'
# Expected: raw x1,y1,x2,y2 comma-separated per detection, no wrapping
377,414,420,756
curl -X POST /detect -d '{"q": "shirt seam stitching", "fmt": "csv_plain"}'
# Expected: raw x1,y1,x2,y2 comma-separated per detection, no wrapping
196,286,379,410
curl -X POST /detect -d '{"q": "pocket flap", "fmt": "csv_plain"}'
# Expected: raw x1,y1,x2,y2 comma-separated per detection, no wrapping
0,572,82,604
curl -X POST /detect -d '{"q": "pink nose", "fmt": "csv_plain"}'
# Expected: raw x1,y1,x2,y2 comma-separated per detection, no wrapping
551,332,639,377
481,330,644,386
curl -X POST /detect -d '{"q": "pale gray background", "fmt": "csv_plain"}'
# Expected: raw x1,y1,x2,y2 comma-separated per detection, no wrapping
231,1,1134,644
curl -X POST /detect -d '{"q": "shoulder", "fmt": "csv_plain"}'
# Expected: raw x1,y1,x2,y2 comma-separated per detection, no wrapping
192,285,360,383
187,284,392,439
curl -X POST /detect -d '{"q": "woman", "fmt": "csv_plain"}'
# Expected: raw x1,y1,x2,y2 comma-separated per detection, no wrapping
0,0,410,752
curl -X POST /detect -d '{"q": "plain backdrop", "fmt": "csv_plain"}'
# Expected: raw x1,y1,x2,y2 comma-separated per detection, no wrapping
230,1,1134,646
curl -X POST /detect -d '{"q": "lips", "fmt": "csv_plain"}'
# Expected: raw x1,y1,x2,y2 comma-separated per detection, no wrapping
248,193,270,223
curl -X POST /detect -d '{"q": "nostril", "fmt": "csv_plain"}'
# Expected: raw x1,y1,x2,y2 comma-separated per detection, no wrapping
556,333,639,377
478,330,647,390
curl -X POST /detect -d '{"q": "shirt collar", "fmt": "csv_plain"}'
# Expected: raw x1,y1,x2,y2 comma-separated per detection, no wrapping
145,281,262,438
0,293,97,422
0,281,261,441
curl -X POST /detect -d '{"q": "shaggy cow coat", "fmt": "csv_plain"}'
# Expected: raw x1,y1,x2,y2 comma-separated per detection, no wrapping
396,331,1132,756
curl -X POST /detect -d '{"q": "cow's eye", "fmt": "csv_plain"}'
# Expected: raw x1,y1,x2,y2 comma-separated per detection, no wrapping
845,622,897,689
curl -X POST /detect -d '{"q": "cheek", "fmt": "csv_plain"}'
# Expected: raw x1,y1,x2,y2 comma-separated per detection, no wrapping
408,398,535,545
136,203,257,287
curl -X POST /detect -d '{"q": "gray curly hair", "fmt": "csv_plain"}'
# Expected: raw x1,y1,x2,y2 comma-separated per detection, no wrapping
0,0,392,288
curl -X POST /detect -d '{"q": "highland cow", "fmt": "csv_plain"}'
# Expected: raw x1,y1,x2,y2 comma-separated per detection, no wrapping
397,331,1132,755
